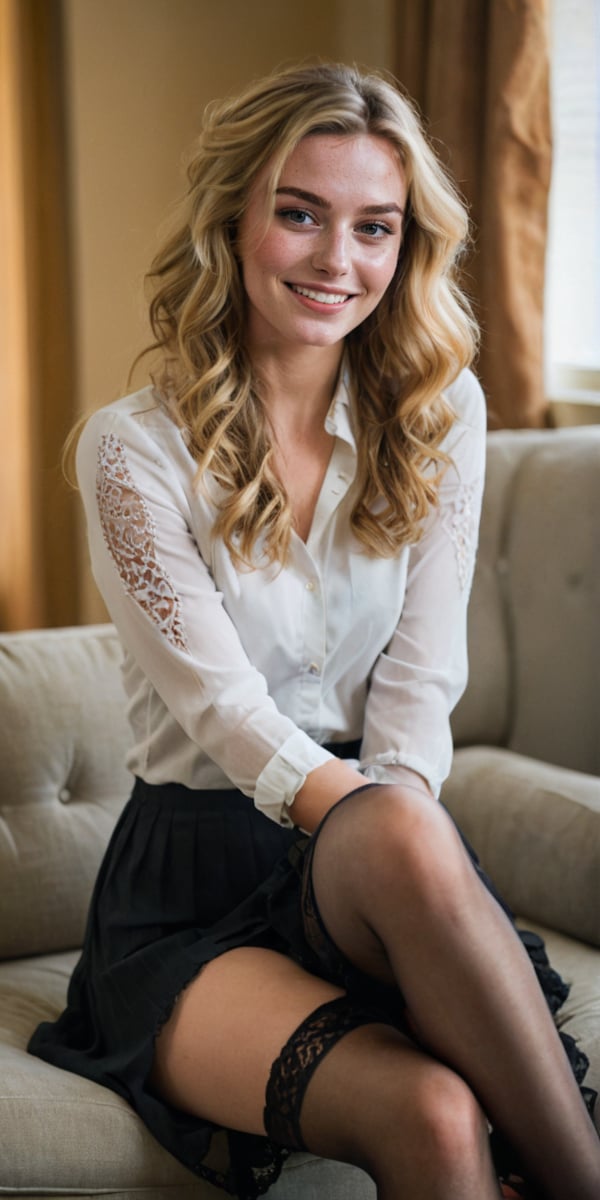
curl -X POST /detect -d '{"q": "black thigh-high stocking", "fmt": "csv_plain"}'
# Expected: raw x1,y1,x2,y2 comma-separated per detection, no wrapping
264,995,503,1200
302,785,600,1200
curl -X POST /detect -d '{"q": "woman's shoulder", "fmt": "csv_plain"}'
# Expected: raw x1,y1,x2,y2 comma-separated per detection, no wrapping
444,368,487,434
75,386,196,499
79,386,171,442
77,386,189,464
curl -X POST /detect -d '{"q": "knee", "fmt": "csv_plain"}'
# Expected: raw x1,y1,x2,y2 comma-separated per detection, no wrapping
348,786,468,905
410,1069,489,1172
359,1062,489,1187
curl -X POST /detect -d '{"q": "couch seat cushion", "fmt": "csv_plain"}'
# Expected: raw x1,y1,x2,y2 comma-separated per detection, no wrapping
444,746,600,945
0,952,208,1192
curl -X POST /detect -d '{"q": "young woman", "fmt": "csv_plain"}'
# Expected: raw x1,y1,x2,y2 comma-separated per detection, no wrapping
29,62,598,1200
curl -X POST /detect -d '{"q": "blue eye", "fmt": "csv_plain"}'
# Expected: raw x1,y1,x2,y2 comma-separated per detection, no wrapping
278,208,315,226
359,221,394,238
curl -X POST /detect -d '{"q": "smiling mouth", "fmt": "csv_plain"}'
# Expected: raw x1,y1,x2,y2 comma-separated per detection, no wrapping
287,283,353,305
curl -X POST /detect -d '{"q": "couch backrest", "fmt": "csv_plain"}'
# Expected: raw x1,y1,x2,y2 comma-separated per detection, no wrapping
452,425,600,776
0,625,132,959
0,427,598,961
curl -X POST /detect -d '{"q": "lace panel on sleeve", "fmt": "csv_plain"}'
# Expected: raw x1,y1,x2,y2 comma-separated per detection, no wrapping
96,433,188,651
442,480,479,592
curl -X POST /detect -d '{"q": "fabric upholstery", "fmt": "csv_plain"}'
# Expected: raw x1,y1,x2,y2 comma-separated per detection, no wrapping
506,435,600,774
0,625,132,958
0,427,599,1196
444,747,600,945
452,425,600,770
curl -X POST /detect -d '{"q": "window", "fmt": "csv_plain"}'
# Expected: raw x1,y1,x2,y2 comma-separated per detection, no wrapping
545,0,600,400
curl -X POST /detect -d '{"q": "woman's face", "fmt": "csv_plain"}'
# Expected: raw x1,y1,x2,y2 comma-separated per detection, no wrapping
237,133,407,356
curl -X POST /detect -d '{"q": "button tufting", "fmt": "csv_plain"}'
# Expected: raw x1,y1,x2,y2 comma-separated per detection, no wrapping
59,787,71,804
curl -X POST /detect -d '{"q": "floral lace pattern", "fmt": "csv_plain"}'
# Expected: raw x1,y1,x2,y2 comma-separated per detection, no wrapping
96,434,188,651
263,995,388,1151
443,480,480,591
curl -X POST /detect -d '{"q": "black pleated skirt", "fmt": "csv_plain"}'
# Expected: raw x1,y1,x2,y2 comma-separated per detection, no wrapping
28,774,596,1199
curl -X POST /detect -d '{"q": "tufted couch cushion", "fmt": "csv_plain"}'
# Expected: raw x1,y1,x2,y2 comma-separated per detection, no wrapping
506,435,600,773
452,427,600,777
0,625,132,958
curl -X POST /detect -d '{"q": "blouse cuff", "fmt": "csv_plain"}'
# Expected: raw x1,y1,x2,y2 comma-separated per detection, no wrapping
362,753,444,800
254,732,334,826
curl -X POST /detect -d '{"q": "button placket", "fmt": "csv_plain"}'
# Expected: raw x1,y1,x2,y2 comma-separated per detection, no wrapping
292,545,327,724
303,574,325,687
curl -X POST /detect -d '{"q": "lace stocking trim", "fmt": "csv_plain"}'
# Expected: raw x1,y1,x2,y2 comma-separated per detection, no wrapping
442,480,480,591
96,433,189,652
263,995,390,1151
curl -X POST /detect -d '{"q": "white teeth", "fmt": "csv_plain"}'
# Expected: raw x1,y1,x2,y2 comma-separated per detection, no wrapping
291,285,350,305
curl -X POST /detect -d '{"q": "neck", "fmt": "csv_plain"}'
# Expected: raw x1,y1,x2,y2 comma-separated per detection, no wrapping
250,342,344,433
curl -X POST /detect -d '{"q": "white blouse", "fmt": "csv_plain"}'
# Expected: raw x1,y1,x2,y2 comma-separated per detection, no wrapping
76,367,486,826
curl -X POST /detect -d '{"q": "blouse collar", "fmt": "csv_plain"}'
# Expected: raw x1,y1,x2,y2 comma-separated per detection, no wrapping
324,359,357,452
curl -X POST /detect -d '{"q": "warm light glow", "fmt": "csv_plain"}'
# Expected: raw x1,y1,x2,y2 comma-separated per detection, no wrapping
0,0,40,629
546,0,600,391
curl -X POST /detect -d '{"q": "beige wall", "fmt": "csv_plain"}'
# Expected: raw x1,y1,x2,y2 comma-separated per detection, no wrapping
63,0,396,412
62,0,394,619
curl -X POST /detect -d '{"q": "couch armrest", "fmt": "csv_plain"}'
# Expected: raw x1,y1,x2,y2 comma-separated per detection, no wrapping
442,747,600,946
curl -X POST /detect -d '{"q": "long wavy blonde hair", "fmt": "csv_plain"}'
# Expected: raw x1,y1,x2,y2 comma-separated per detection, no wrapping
145,61,479,565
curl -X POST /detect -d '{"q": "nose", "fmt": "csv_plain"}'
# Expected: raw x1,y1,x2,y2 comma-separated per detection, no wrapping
311,227,350,276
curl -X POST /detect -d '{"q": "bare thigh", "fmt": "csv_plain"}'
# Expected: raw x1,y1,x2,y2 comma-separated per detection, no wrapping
151,946,345,1135
151,944,492,1196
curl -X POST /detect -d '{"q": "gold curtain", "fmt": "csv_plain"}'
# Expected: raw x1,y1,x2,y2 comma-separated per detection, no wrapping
0,0,79,629
395,0,552,428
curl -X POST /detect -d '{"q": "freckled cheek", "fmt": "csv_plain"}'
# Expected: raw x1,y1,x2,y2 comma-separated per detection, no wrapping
364,264,397,300
242,255,284,297
254,231,300,276
373,250,401,295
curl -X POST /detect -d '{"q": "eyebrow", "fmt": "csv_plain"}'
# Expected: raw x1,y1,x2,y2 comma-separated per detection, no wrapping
275,185,404,217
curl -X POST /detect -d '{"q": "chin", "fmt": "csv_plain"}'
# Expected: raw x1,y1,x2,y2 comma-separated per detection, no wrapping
291,321,355,349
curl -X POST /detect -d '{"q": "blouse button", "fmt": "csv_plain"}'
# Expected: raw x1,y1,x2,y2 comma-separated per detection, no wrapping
305,580,316,592
307,662,321,677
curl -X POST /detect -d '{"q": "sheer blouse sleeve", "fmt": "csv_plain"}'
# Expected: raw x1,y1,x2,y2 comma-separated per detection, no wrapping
76,405,333,825
359,370,487,797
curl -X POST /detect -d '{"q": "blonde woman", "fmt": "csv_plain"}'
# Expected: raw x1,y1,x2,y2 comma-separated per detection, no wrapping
30,63,598,1200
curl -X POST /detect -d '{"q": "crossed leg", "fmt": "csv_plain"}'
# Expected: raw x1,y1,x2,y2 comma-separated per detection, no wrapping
152,945,501,1198
152,782,600,1199
307,784,600,1200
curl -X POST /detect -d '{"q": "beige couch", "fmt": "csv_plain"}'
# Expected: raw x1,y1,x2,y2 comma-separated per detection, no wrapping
1,426,599,1199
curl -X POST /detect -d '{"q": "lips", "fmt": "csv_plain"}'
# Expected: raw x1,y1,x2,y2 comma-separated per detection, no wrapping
287,283,353,305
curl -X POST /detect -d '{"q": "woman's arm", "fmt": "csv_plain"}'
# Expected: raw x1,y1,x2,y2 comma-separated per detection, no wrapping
290,372,487,835
359,370,487,799
289,759,432,833
76,402,336,825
